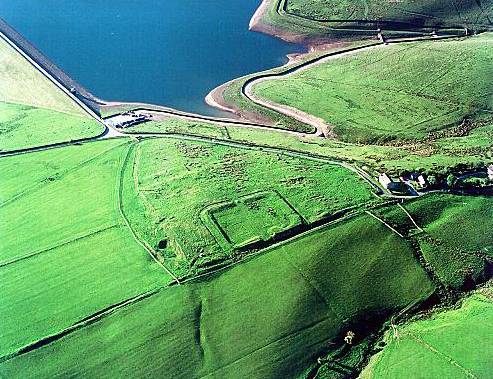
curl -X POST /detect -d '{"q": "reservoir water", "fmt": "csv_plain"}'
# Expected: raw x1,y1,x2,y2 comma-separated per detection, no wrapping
0,1,300,115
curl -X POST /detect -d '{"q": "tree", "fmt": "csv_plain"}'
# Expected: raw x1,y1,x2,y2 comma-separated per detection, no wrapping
428,175,437,187
447,174,458,188
474,161,485,170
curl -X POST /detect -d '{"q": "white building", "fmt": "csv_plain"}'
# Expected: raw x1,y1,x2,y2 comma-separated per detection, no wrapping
378,173,393,189
417,175,427,188
488,164,493,180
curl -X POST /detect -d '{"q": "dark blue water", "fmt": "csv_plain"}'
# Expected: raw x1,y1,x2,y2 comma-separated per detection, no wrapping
0,1,300,115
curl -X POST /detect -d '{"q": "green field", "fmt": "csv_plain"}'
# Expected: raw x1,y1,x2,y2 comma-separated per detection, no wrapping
0,36,103,151
123,137,378,277
360,292,493,378
2,1,493,376
421,195,493,256
129,112,491,176
0,139,127,261
387,194,493,257
0,102,103,151
0,139,170,357
0,215,434,378
203,191,303,249
125,118,229,138
419,238,485,290
373,194,493,290
253,34,493,143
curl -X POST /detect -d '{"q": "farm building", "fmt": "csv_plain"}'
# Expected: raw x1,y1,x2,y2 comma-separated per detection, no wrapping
378,173,393,189
417,175,427,188
106,111,151,129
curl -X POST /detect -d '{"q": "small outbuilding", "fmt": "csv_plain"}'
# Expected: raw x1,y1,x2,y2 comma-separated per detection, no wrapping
417,175,427,188
488,164,493,180
378,173,393,189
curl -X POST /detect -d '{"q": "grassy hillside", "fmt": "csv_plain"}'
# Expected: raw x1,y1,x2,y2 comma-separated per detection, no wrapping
0,140,170,357
375,194,493,289
0,36,86,115
286,0,493,28
359,292,493,379
0,102,103,151
253,34,493,143
0,36,103,151
120,106,492,176
257,0,491,42
0,215,434,378
123,137,378,277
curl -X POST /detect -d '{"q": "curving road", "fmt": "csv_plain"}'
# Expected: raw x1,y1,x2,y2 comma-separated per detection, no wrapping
241,33,467,134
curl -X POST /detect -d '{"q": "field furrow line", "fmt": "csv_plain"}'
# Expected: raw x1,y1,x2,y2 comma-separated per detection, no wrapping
408,333,478,378
397,203,424,232
281,253,345,321
0,224,119,268
0,288,161,364
364,211,405,238
197,315,335,379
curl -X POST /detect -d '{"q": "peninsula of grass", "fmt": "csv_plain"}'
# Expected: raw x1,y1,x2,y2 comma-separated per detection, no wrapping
360,292,493,379
0,215,434,378
253,34,493,143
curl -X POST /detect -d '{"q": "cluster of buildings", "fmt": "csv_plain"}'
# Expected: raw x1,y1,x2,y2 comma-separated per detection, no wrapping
378,172,426,194
105,111,151,129
378,164,493,195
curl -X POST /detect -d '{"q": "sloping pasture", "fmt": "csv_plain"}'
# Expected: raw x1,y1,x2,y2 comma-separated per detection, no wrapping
0,36,84,116
0,214,435,378
253,34,493,143
360,293,493,378
0,139,124,204
286,0,492,27
0,102,104,152
374,194,493,289
0,140,128,262
0,36,104,151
